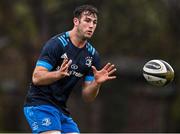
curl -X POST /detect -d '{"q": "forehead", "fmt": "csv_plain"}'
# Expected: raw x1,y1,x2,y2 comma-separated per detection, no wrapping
81,11,97,20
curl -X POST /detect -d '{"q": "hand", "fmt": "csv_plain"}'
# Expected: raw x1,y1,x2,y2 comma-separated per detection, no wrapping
56,58,72,79
92,63,117,85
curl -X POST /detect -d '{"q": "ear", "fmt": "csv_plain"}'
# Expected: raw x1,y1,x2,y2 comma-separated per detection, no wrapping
73,18,79,26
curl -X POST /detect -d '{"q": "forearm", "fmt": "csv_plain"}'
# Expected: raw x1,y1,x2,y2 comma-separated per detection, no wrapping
32,59,71,86
32,71,60,85
82,81,101,102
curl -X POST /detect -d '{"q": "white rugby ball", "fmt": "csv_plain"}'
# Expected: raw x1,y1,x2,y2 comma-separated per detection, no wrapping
143,59,174,86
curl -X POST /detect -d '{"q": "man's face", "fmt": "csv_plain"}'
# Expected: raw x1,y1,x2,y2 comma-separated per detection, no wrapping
75,11,97,40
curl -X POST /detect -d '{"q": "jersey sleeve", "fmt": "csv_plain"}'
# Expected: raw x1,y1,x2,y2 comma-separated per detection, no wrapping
36,39,64,71
84,51,101,82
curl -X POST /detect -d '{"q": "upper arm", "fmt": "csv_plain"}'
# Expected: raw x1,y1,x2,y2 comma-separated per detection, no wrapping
32,39,63,84
32,66,49,84
33,66,49,75
36,38,64,71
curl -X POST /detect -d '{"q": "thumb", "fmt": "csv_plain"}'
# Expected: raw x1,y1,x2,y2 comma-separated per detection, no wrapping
91,66,97,73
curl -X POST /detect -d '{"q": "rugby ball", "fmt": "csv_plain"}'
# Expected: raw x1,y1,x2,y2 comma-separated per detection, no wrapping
143,59,174,86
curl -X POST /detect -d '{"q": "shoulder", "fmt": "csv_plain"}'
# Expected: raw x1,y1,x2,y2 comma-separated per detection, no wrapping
44,32,70,49
52,32,70,47
85,42,99,57
84,42,101,72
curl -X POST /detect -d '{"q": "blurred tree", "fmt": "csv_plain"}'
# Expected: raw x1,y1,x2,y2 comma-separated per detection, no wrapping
0,0,180,132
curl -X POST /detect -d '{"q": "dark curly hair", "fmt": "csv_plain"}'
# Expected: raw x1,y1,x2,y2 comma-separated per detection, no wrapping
73,5,98,18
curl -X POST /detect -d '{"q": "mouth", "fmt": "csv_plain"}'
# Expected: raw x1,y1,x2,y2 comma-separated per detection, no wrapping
86,30,93,35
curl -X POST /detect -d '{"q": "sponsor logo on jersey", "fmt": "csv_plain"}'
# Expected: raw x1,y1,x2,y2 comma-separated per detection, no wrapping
85,56,92,67
69,70,83,77
71,64,78,70
56,63,83,78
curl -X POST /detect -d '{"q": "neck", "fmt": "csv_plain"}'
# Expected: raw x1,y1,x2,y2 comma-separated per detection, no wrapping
69,28,87,48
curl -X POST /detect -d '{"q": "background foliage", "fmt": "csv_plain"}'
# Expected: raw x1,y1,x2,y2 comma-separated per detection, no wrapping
1,0,180,132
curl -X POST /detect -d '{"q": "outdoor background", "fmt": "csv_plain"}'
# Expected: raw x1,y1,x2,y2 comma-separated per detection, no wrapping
1,0,180,133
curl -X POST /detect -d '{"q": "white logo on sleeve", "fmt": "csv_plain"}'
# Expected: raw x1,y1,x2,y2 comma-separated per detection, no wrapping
42,118,51,126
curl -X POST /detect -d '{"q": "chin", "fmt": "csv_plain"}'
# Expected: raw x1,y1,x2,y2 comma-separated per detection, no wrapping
81,36,90,40
85,34,93,39
86,36,92,39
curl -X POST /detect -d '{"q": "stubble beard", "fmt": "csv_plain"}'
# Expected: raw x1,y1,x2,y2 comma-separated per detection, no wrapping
77,28,92,41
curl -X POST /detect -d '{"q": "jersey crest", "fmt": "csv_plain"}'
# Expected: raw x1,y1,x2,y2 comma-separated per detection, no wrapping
85,56,93,67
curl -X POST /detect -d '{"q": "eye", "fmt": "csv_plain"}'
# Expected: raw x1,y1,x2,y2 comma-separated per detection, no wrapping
85,18,91,23
93,20,97,25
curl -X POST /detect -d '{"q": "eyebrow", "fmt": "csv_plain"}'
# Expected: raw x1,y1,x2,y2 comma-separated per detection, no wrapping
84,15,97,21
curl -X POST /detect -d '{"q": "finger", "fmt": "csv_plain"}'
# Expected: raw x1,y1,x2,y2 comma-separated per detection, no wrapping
67,59,72,67
108,76,117,80
64,60,72,72
108,68,117,75
61,58,68,68
103,63,111,70
64,72,70,76
61,59,72,71
60,72,70,78
91,66,97,73
107,64,115,72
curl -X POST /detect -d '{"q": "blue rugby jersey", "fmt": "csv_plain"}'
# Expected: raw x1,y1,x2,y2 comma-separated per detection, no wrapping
24,32,101,115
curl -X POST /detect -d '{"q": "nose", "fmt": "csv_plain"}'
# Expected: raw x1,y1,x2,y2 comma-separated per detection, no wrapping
89,21,95,29
89,22,93,28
